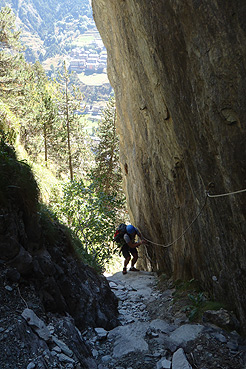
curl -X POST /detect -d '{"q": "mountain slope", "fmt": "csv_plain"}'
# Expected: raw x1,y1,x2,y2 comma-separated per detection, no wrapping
1,0,91,36
0,0,93,61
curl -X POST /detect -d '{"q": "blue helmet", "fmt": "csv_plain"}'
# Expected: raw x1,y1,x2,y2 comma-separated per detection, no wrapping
126,224,136,235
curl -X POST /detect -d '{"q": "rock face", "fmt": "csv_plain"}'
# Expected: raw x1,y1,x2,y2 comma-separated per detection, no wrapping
92,1,246,330
0,200,118,332
0,143,118,367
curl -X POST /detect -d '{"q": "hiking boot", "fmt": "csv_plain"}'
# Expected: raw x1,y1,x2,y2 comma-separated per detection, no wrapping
122,267,127,275
129,267,140,272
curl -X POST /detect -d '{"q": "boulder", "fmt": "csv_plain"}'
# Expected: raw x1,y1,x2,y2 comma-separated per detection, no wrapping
21,308,51,341
172,348,192,369
203,308,240,331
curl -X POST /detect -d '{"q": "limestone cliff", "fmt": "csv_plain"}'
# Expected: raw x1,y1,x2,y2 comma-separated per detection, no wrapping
92,1,246,330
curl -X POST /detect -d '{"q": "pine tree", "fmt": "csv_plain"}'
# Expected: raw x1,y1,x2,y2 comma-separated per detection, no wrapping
0,9,91,180
0,7,21,51
0,7,25,101
57,61,88,180
32,62,59,165
16,61,58,166
92,97,122,195
0,7,25,140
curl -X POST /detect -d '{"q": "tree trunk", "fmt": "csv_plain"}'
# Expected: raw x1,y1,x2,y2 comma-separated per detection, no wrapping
44,122,48,166
105,108,116,193
65,76,73,181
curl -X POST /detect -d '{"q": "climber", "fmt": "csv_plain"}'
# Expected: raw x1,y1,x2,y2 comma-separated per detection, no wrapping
121,224,146,275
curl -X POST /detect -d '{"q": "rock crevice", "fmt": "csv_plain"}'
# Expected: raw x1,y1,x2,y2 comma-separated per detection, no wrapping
92,0,246,330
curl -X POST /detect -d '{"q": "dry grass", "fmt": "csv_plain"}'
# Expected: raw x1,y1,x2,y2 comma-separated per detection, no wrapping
77,72,109,86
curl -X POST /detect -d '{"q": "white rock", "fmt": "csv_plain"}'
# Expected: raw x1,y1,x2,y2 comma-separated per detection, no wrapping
27,363,36,369
52,337,73,357
102,355,111,363
169,324,204,345
137,303,146,311
113,290,128,300
92,349,98,358
211,332,227,343
172,348,192,369
5,285,13,292
52,345,62,353
162,359,172,369
157,358,171,369
58,353,75,363
146,329,159,338
98,364,107,369
95,327,108,339
149,319,176,334
21,308,51,341
121,315,135,324
108,321,149,358
118,308,127,314
109,281,119,289
47,324,55,334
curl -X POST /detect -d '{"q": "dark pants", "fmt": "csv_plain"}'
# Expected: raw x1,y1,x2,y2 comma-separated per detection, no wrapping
121,244,138,259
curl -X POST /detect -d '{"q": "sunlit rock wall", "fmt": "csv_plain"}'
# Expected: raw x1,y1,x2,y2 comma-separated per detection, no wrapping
92,0,246,330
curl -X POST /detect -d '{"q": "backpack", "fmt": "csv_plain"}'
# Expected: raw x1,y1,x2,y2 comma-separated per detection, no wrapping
113,223,127,245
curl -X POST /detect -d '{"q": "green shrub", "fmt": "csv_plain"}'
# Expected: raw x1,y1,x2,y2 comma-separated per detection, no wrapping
52,175,123,271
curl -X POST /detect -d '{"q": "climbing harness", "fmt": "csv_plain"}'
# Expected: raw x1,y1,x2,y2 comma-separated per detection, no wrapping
141,187,246,249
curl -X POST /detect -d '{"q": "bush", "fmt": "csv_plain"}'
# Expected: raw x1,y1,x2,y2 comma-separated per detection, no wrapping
53,175,123,271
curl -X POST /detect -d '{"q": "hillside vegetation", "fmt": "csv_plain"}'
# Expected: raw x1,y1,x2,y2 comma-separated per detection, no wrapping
0,7,125,272
0,0,112,123
0,0,92,61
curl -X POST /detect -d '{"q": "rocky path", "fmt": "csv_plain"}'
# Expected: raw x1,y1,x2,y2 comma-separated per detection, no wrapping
2,268,246,368
86,270,246,369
